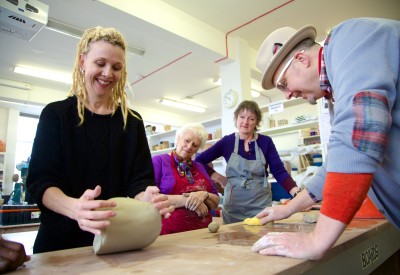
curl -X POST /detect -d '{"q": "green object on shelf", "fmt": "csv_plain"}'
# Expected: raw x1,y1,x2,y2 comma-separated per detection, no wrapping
10,182,25,205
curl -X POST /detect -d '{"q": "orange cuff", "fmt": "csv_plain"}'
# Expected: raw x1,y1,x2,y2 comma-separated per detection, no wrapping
320,172,373,224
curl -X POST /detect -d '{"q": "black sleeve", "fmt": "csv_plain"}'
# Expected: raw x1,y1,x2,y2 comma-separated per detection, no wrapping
124,111,155,198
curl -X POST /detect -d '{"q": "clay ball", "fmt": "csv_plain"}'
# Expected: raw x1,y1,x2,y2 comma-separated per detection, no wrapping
303,212,319,224
208,221,220,233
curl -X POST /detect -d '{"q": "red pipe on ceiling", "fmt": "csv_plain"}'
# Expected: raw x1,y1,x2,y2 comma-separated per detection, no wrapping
214,0,295,63
129,0,295,86
129,51,192,86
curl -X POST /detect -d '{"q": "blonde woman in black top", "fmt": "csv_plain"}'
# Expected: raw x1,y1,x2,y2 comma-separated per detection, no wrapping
27,27,173,253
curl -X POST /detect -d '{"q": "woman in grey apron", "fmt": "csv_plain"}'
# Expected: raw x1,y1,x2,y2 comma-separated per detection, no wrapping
195,100,299,224
223,133,272,223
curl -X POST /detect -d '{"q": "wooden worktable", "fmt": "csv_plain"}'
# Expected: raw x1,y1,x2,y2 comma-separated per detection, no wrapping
0,223,40,234
10,212,400,275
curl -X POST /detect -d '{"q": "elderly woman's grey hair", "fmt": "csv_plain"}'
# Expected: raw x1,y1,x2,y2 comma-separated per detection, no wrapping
175,123,208,149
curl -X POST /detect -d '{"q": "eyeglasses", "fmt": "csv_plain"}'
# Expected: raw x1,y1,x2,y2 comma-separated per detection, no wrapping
275,50,304,92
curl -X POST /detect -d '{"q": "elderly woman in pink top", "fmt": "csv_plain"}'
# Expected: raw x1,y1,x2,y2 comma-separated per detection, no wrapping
152,123,220,234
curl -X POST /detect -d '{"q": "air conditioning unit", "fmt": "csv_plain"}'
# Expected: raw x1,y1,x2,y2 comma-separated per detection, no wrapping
0,0,48,41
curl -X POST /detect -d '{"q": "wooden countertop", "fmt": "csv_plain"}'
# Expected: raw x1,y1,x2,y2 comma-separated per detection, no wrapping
10,212,400,275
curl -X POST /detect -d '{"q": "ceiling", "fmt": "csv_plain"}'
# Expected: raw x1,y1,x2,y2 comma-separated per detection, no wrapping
1,0,399,125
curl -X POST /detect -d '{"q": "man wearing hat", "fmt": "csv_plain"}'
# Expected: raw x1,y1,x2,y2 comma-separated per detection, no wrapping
252,18,400,260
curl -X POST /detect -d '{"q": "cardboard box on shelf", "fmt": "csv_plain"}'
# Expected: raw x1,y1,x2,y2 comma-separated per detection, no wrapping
164,125,172,131
277,119,288,126
160,141,170,149
0,140,5,152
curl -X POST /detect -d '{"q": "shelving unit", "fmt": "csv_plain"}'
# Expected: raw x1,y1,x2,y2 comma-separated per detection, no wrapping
148,117,222,157
299,135,321,146
147,98,322,177
257,98,324,179
0,152,5,190
147,129,176,153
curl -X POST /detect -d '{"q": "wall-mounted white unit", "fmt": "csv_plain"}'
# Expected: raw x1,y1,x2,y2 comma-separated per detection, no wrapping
0,0,49,41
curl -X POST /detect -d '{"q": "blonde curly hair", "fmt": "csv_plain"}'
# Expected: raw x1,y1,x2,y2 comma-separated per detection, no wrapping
68,26,137,128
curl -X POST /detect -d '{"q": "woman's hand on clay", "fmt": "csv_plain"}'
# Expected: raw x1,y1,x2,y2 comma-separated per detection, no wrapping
142,186,174,219
75,186,117,235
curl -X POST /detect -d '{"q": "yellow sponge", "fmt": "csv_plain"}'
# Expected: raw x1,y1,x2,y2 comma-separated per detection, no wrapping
243,217,262,226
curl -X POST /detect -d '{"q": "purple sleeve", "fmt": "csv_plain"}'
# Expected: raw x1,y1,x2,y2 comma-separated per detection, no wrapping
257,135,295,191
151,154,176,194
195,134,235,168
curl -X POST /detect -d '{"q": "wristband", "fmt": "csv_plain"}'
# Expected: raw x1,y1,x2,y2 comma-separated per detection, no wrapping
293,190,301,198
308,190,321,203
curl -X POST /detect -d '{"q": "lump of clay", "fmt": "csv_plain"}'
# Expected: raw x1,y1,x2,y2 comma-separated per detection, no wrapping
93,197,161,255
208,221,220,233
303,211,319,223
243,217,262,226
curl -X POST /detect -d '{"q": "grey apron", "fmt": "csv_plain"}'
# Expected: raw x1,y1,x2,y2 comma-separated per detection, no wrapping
222,133,272,224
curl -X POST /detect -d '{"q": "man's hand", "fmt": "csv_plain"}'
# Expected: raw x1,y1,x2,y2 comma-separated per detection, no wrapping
255,205,292,225
251,213,347,260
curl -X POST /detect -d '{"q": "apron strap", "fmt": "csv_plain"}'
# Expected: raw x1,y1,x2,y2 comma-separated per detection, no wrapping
253,133,268,187
254,133,266,166
234,133,240,153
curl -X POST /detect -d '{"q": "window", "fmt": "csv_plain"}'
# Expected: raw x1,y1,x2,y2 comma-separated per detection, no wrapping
14,115,39,173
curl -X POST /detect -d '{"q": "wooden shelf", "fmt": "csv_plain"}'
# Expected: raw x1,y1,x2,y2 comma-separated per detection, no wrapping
148,118,222,156
150,139,221,155
150,147,172,155
147,129,176,139
303,135,320,139
259,120,319,136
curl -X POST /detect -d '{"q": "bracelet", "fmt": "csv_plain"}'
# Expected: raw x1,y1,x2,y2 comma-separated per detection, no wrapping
204,191,209,200
308,190,321,203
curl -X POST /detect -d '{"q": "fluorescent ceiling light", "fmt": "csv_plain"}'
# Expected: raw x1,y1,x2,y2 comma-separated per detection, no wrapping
0,78,31,90
14,66,72,84
159,98,206,113
0,99,44,116
45,19,145,57
127,46,145,57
